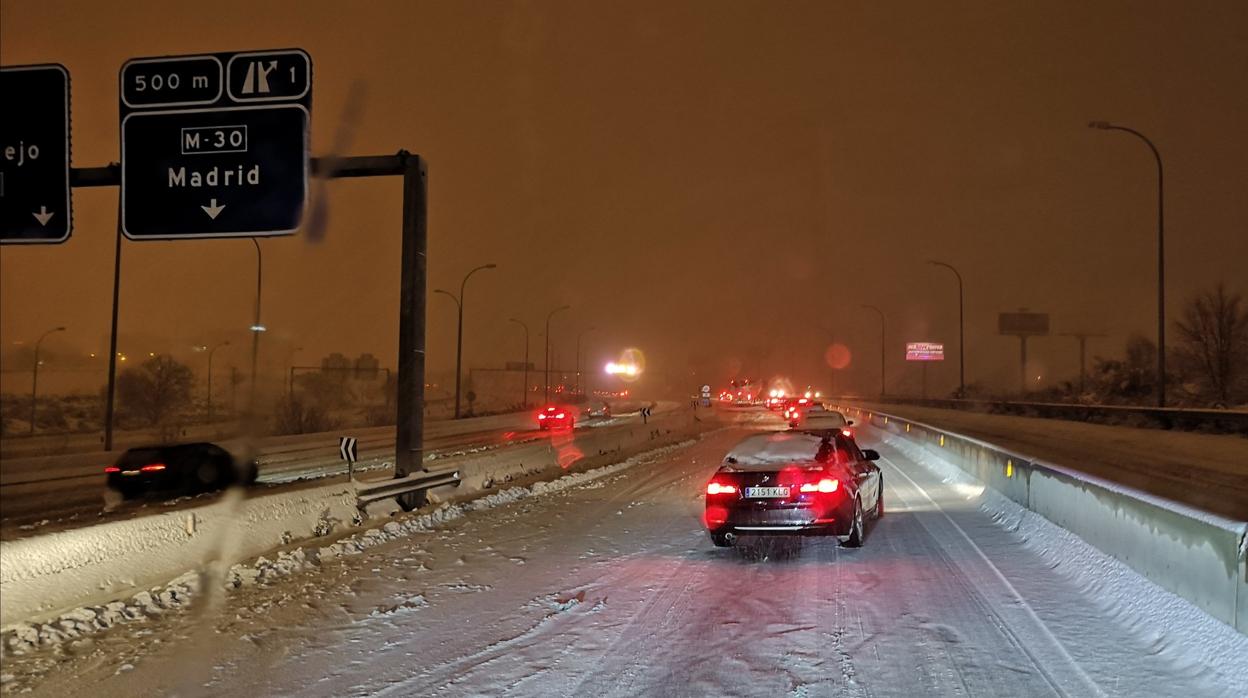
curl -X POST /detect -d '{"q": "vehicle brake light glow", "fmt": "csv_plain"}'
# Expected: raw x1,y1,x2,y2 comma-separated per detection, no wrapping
841,429,853,437
105,466,120,473
706,482,737,495
140,463,167,472
555,412,565,419
538,413,547,419
799,478,839,493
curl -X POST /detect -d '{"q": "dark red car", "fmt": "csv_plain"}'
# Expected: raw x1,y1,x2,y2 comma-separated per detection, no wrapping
537,405,576,430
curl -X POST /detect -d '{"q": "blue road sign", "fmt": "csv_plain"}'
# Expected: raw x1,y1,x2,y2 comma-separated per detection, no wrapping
120,49,311,239
1,65,72,244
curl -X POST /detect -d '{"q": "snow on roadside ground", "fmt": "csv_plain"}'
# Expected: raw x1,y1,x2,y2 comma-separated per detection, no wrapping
874,427,1248,694
0,438,700,667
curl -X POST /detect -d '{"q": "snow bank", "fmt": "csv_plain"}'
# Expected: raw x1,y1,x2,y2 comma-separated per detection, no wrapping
847,405,1248,635
879,430,1248,689
0,438,698,658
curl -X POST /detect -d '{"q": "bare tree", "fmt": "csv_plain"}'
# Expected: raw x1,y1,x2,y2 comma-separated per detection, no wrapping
117,355,195,427
1174,283,1248,405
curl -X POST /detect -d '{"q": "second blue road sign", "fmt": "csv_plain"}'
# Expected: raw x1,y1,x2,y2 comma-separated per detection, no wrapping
119,49,311,240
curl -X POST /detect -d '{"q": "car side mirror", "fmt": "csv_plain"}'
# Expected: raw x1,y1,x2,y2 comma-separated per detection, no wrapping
846,420,854,426
861,449,879,461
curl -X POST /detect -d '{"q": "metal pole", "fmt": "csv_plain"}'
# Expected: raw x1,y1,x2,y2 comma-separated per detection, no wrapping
451,263,496,419
248,239,263,413
543,305,570,403
861,305,885,396
509,318,529,408
103,223,122,451
928,260,965,396
394,152,428,509
207,341,228,424
30,326,66,435
1020,336,1028,396
576,327,595,396
1088,122,1165,407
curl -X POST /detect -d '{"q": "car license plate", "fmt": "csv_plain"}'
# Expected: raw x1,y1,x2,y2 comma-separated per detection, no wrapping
745,486,789,498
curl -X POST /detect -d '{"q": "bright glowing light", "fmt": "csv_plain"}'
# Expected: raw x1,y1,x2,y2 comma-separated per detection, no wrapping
250,324,267,332
604,362,639,376
706,482,737,495
804,391,812,398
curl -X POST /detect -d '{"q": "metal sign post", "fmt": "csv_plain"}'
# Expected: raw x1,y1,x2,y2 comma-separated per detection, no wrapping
0,65,72,243
64,154,427,504
999,311,1050,395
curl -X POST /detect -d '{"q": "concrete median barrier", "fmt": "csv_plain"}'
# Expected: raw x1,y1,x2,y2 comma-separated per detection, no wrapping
0,406,702,629
838,405,1248,635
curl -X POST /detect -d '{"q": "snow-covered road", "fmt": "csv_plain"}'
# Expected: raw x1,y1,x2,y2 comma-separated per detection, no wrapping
12,424,1247,697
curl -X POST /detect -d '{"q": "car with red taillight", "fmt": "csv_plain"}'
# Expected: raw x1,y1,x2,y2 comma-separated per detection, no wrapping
537,405,576,430
105,442,259,500
704,430,882,548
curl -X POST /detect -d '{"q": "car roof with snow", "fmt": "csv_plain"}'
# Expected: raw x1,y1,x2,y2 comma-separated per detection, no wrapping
722,432,829,470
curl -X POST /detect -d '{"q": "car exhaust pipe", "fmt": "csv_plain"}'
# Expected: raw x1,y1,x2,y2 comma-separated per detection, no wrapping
723,532,737,545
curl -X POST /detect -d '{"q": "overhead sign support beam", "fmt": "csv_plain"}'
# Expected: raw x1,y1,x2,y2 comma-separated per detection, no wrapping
61,153,428,509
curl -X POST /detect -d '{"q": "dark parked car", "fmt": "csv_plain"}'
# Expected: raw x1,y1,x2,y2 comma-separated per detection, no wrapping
704,430,883,548
105,442,258,499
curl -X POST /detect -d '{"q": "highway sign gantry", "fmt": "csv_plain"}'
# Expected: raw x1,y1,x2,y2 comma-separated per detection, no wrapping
1,64,72,244
119,49,311,239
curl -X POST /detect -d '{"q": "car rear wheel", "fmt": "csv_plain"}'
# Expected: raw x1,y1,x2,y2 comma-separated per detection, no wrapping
842,497,865,548
710,532,735,548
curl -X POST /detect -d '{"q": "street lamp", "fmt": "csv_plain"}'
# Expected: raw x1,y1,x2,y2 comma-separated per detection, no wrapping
1088,120,1166,407
440,264,497,419
544,305,571,403
576,326,596,396
30,326,66,435
927,260,965,397
248,238,264,411
860,305,886,396
207,341,230,423
509,318,530,408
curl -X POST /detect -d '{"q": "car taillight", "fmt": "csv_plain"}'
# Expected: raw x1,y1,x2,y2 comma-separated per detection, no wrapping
706,482,737,495
105,466,120,473
538,413,547,419
140,463,167,472
555,412,565,419
799,478,839,493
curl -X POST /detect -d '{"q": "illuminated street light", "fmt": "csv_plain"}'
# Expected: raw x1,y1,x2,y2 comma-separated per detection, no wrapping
1088,120,1166,407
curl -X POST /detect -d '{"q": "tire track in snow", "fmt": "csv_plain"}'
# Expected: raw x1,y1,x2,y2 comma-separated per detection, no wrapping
876,452,1104,698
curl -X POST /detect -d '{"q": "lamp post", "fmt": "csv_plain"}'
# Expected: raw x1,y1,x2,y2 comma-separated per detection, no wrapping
1088,121,1166,407
927,260,965,397
509,318,530,408
443,264,496,419
544,305,571,403
861,305,886,396
30,326,66,435
206,340,230,423
248,238,265,411
576,326,596,396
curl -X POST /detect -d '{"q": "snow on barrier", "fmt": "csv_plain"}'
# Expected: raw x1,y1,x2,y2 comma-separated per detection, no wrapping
0,408,699,629
838,405,1248,635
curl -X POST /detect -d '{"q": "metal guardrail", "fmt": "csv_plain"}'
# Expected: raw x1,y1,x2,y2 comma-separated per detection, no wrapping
355,469,461,509
838,404,1248,635
833,396,1248,436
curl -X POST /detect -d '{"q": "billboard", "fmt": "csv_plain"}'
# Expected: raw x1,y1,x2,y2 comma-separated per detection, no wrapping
998,312,1050,335
906,342,945,361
